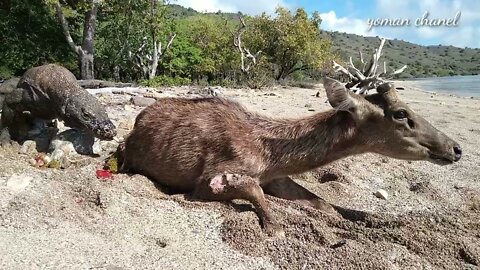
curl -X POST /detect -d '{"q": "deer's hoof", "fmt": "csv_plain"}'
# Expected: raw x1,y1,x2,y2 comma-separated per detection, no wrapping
264,222,285,239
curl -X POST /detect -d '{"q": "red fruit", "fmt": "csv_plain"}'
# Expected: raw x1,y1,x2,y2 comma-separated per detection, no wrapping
96,169,113,180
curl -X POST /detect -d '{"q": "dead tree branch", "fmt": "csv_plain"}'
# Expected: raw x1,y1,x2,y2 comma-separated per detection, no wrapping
233,15,262,74
331,38,408,94
128,33,176,79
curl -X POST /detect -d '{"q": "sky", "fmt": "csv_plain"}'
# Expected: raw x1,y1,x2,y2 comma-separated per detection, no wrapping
175,0,480,48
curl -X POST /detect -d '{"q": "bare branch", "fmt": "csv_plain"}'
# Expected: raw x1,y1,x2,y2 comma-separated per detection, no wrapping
331,37,407,95
233,15,261,74
333,60,355,80
359,50,366,73
367,38,386,77
391,65,407,75
54,1,81,55
162,33,176,55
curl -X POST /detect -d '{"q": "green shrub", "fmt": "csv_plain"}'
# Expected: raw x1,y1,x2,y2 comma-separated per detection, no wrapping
140,75,191,87
0,66,15,80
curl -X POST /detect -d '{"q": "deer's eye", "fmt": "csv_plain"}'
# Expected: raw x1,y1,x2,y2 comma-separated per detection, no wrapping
393,110,407,120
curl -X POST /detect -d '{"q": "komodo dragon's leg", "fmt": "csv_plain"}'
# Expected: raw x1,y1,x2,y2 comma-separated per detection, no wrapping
0,88,33,145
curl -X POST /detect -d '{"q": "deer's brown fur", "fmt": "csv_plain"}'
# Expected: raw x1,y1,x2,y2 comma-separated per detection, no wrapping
118,78,461,237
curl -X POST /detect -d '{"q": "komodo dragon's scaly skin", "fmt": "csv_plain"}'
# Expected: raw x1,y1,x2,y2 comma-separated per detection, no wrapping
0,64,116,144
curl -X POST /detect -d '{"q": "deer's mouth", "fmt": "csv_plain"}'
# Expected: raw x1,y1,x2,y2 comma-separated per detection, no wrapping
428,152,454,165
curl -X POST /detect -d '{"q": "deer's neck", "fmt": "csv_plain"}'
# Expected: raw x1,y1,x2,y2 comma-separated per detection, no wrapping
260,110,366,178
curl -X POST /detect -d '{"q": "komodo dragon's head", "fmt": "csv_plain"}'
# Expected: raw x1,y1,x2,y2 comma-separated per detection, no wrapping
63,92,117,140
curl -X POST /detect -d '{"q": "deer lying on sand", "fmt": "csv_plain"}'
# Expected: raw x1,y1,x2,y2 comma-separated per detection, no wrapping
117,78,462,237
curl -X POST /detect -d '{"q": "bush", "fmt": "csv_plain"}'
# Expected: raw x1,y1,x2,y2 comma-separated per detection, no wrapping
140,75,191,87
0,66,15,80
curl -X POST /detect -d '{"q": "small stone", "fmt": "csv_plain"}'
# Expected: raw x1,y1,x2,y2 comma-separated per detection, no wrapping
117,118,135,130
264,92,280,97
50,149,66,163
19,140,37,155
43,155,52,164
375,189,389,200
100,140,119,154
131,96,156,107
92,139,103,155
29,158,37,166
124,104,134,111
6,174,32,193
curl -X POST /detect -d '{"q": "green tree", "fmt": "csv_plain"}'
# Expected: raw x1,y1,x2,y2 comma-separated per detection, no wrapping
0,0,74,78
49,0,102,79
246,7,332,80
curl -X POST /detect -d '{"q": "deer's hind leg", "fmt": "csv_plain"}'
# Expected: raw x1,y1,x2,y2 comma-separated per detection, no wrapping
262,176,339,215
193,173,284,237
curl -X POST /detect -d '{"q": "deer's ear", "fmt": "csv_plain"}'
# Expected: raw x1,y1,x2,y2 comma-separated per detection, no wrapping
322,77,356,111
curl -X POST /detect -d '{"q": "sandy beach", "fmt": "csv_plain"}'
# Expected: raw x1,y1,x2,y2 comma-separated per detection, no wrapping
0,82,479,269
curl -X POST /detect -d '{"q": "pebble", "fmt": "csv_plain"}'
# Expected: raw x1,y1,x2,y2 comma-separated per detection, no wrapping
19,140,37,154
6,174,32,193
131,96,156,107
117,118,136,130
375,189,389,200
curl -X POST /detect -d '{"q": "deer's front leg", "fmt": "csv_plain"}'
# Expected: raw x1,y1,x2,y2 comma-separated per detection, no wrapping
193,173,284,238
262,176,338,215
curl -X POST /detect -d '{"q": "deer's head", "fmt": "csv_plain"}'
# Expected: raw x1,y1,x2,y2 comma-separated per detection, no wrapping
323,77,462,165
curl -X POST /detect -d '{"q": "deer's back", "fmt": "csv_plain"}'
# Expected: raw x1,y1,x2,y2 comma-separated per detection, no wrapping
122,97,266,191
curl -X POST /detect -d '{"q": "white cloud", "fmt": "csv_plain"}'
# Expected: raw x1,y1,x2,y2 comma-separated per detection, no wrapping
174,0,287,15
319,11,379,37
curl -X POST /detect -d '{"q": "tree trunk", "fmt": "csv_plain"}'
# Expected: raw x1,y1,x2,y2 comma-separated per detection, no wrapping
79,51,94,80
55,1,99,80
80,2,99,80
149,40,159,80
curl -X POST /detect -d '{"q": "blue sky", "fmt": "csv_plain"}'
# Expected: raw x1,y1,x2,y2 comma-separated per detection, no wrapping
175,0,480,48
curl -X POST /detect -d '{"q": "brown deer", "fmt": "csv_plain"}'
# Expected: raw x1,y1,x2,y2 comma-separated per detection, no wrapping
117,78,462,237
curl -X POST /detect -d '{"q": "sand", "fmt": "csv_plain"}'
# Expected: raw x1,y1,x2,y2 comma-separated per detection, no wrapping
0,82,479,269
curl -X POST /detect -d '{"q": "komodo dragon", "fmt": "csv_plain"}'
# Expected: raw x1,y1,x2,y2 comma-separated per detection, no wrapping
0,64,116,144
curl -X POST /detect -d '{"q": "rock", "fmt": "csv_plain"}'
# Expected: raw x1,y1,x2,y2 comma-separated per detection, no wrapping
51,129,95,155
0,78,20,94
124,104,134,112
92,139,103,155
117,118,136,130
264,92,280,97
6,174,32,193
19,140,37,155
131,96,156,107
99,140,119,154
375,189,389,200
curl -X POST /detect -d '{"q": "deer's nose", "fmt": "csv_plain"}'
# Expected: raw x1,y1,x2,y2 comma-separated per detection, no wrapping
453,145,462,161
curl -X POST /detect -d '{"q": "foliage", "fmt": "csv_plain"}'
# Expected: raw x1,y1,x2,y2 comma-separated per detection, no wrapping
140,75,191,87
0,2,335,85
0,0,75,77
245,8,333,80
